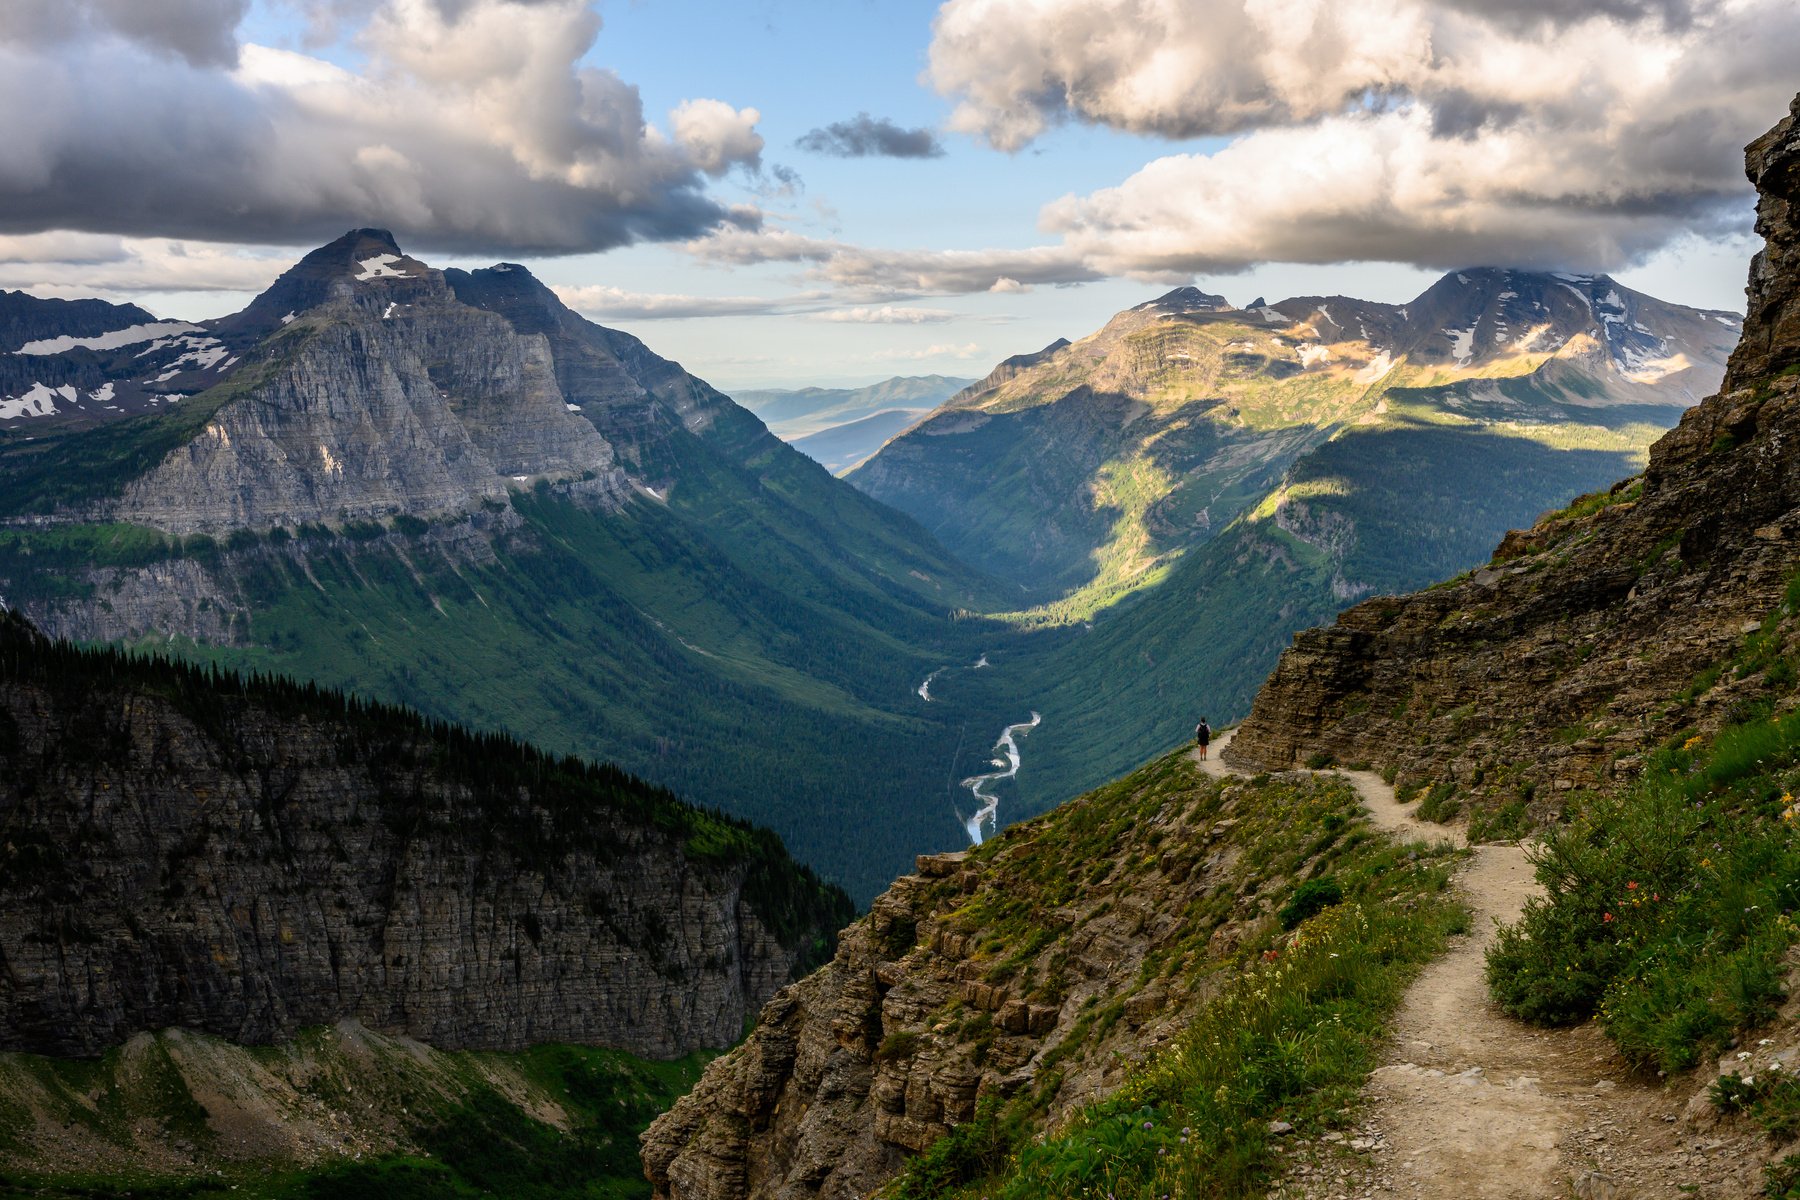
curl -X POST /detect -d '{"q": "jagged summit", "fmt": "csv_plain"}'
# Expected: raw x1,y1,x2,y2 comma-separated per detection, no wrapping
214,227,438,343
1136,285,1233,313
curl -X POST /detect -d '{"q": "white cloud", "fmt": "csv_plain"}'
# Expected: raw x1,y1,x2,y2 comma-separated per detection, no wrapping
0,0,766,255
671,98,765,177
923,0,1795,275
0,237,289,296
685,227,1100,295
811,306,959,324
874,341,984,361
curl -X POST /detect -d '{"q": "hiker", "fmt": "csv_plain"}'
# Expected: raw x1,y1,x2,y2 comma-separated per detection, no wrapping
1195,717,1212,759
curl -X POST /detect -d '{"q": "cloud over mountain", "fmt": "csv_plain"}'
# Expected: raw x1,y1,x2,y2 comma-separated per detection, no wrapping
0,0,765,255
923,0,1795,275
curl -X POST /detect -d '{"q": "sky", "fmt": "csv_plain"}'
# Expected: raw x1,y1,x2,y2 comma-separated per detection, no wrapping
0,0,1789,389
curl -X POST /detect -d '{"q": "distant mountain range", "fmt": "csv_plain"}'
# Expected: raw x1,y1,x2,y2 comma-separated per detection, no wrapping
0,242,1743,894
852,271,1738,603
734,374,975,439
846,269,1739,821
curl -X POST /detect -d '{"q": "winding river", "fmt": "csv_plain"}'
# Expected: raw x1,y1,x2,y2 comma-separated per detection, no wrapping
961,712,1042,845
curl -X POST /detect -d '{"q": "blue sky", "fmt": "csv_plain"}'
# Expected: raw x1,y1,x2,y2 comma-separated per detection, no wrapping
0,0,1781,389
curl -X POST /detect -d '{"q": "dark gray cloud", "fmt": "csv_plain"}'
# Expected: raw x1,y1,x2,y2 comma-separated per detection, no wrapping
0,0,248,66
1437,0,1708,31
797,114,945,159
0,0,765,256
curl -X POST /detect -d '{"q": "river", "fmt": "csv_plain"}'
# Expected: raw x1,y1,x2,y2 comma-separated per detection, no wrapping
961,711,1041,844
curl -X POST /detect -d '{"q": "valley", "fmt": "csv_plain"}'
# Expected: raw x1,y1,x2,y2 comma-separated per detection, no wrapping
4,5,1798,1200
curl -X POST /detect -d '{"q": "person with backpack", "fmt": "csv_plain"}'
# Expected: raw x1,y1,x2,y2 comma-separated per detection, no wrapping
1195,717,1212,760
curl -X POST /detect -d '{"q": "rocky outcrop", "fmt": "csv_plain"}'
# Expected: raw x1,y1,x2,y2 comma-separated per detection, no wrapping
642,760,1343,1200
0,611,851,1058
1226,95,1800,804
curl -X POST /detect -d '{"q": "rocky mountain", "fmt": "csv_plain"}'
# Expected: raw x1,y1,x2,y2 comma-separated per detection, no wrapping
640,93,1800,1200
642,739,1462,1199
0,289,235,427
0,605,848,1190
1224,94,1800,816
0,607,850,1060
735,375,974,440
851,272,1738,603
0,232,1006,902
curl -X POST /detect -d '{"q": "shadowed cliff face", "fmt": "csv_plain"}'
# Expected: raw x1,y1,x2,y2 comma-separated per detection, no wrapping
0,612,852,1058
1225,95,1800,807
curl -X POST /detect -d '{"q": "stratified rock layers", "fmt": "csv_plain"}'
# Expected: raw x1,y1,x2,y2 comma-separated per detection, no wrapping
0,619,839,1059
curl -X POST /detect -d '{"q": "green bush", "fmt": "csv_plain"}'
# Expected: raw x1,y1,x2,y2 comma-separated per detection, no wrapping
1487,718,1800,1073
1415,782,1460,824
1278,877,1344,930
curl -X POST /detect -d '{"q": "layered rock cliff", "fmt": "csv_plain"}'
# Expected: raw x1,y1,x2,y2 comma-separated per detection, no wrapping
639,753,1436,1199
1226,96,1800,811
102,231,623,535
0,610,852,1058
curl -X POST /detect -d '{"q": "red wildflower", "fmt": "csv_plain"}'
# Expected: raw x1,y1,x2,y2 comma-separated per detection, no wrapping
1603,912,1614,923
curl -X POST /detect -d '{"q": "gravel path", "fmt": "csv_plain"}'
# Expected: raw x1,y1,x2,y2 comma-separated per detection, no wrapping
1192,730,1758,1199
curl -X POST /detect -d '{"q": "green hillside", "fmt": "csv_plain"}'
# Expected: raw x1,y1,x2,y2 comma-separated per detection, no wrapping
931,398,1649,830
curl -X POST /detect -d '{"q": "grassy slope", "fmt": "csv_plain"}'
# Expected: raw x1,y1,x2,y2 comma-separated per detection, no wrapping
932,404,1650,833
870,749,1466,1200
0,1030,713,1200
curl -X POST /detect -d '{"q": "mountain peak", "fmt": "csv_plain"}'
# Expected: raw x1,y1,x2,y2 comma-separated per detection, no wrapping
214,228,436,341
1140,285,1233,313
443,262,570,337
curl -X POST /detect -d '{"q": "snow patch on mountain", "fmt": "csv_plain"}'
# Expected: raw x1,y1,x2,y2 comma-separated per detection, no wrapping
354,254,412,282
1443,326,1476,365
0,383,74,419
15,321,202,356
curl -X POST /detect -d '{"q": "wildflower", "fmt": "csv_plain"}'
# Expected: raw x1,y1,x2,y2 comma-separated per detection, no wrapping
1603,912,1614,923
1626,881,1638,890
1684,735,1704,751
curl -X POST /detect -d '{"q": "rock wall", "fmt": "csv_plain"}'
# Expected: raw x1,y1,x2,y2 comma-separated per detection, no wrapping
0,616,846,1058
109,283,619,536
1226,95,1800,800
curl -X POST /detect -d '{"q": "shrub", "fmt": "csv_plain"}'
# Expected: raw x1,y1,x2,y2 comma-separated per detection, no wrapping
1279,877,1344,931
1415,782,1460,824
1487,722,1800,1072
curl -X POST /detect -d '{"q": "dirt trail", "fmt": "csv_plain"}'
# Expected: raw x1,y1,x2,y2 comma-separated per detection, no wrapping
1193,731,1739,1199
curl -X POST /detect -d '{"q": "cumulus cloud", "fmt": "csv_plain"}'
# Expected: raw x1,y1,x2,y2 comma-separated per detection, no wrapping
0,0,249,67
796,114,945,159
0,0,766,255
671,99,765,176
924,0,1795,275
